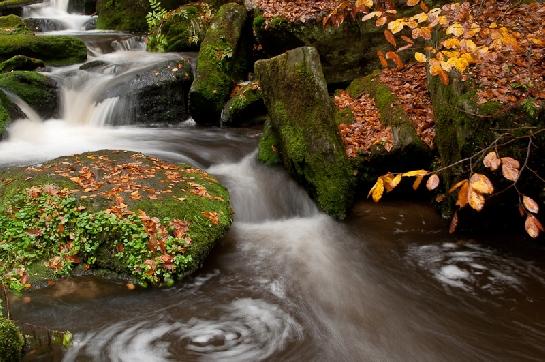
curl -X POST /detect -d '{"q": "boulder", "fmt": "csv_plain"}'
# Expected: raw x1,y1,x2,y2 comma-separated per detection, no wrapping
100,58,193,125
257,118,280,165
0,0,41,16
0,16,87,65
68,0,97,15
0,55,44,72
0,317,24,362
189,3,249,125
0,71,59,119
220,81,266,127
24,18,67,32
255,47,355,218
0,150,233,289
147,2,213,53
96,0,149,32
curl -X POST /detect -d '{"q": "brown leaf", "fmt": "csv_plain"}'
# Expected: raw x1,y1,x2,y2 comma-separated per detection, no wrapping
386,51,404,68
523,195,539,214
449,211,459,234
413,175,425,190
377,50,388,68
501,157,520,182
469,173,494,195
525,215,544,238
384,29,397,47
456,181,469,208
426,174,440,191
483,151,501,171
438,69,449,85
468,188,486,211
449,179,468,193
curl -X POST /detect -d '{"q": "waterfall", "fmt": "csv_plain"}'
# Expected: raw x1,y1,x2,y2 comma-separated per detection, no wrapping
51,0,69,12
0,89,42,123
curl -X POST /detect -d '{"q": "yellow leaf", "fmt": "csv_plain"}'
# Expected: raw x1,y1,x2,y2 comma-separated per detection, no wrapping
469,173,494,195
383,173,402,192
388,19,405,34
442,37,460,49
525,215,544,238
446,22,464,37
483,151,501,171
362,11,382,22
460,39,477,52
407,0,419,6
456,181,469,207
468,188,485,211
415,52,427,63
426,174,440,191
413,175,424,190
412,12,428,23
402,170,428,177
523,196,539,214
376,16,387,27
368,178,385,202
449,179,468,194
501,157,520,182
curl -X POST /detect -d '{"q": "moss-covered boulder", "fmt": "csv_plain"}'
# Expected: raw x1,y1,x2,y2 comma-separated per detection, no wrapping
100,58,193,125
0,55,44,73
0,150,232,290
344,72,432,190
255,47,355,218
257,118,281,166
189,3,249,125
96,0,149,32
221,81,265,127
0,16,87,66
253,14,387,85
0,317,24,362
147,2,213,52
0,0,40,16
0,71,59,120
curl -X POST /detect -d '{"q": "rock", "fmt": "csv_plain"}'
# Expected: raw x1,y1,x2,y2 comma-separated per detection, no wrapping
68,0,97,15
147,2,213,53
78,59,108,71
100,58,193,125
344,71,432,189
0,55,44,72
0,150,233,289
0,16,87,66
221,81,266,127
255,47,355,218
253,13,386,85
24,18,67,32
0,317,24,362
96,0,149,32
0,0,41,16
83,16,97,30
0,71,59,119
189,3,249,125
257,118,280,165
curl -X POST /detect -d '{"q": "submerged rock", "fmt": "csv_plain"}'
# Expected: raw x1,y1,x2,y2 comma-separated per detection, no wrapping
221,81,266,127
0,15,87,66
24,18,66,32
100,58,193,125
255,47,355,218
0,317,24,362
189,3,249,125
0,55,44,72
0,150,233,290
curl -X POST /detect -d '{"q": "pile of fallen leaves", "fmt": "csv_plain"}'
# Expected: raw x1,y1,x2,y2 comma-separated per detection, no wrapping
380,63,435,147
336,91,393,157
253,0,342,23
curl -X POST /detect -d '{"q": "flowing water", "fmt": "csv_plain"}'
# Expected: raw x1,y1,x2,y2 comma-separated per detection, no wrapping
2,2,545,361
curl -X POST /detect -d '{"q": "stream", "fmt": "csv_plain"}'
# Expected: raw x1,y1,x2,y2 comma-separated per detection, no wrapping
1,1,545,361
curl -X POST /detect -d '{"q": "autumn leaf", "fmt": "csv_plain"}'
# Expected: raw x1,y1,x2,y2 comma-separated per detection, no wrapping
413,175,424,190
415,52,427,63
523,196,539,214
449,211,459,234
382,174,402,192
368,177,385,202
376,16,387,27
406,0,419,6
501,157,520,182
384,29,397,47
362,11,383,22
426,174,440,191
403,170,428,177
386,51,404,68
469,173,494,195
456,181,469,207
377,50,388,68
356,0,374,8
483,151,501,171
420,1,429,12
525,215,544,238
388,19,405,34
446,22,464,37
468,188,486,211
438,69,449,85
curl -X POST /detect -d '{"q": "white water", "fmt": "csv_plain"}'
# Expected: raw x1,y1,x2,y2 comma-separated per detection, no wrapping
0,89,42,123
24,1,92,31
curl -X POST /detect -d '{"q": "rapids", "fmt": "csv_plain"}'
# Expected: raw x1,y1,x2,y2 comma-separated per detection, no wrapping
1,1,545,361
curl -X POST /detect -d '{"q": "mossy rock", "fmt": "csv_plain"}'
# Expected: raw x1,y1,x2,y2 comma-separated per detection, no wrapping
257,118,281,166
0,0,40,16
0,55,44,73
221,81,266,127
0,17,87,66
0,317,24,362
255,47,355,219
189,3,249,125
96,0,149,32
0,71,59,120
147,3,213,52
0,150,233,290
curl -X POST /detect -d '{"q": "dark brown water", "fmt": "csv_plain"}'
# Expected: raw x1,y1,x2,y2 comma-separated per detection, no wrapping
2,4,545,360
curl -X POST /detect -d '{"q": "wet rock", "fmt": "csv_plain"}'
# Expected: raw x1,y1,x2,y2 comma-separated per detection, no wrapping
78,59,108,71
255,46,355,218
0,150,233,289
0,55,44,72
189,3,249,125
101,58,193,125
96,0,149,32
0,0,41,16
83,16,96,30
68,0,97,15
0,317,24,362
24,18,66,32
221,81,265,127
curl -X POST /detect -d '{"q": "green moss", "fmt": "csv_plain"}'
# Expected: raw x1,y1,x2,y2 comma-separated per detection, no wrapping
0,317,24,362
189,3,248,125
0,14,29,34
0,71,58,118
257,119,281,166
96,0,149,32
0,34,86,65
221,81,265,126
0,151,232,290
0,95,8,135
0,55,44,72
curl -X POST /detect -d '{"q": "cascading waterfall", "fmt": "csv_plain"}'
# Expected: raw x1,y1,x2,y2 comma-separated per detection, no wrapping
0,89,42,124
23,0,93,30
51,0,69,12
